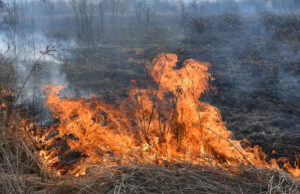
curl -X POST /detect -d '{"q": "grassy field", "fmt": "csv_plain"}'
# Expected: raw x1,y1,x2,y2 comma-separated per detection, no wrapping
0,12,299,193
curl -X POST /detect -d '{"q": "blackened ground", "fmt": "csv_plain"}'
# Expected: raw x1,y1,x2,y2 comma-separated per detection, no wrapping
182,13,300,160
60,13,299,162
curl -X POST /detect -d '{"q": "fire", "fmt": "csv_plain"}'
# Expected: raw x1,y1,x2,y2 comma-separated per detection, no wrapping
27,53,299,177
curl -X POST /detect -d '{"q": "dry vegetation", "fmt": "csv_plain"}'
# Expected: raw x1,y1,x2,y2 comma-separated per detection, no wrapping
0,60,300,194
59,12,300,160
0,4,299,193
0,56,15,90
0,100,299,193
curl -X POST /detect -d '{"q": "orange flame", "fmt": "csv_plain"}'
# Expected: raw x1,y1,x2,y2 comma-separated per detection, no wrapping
32,53,299,177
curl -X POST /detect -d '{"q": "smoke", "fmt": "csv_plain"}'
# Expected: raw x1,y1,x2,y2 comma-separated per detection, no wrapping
0,0,299,147
0,0,298,96
0,29,72,100
170,0,300,151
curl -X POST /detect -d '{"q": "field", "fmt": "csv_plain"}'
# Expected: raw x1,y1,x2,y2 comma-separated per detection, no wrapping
0,8,299,194
62,13,300,158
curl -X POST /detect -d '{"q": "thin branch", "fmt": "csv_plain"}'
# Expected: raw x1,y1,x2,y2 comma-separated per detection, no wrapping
13,45,55,105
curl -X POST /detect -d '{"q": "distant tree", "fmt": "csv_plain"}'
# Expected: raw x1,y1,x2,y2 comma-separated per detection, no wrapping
190,0,200,14
134,0,143,23
111,0,120,27
72,0,96,49
97,0,105,32
145,0,152,22
134,0,152,23
0,0,5,9
118,0,131,28
177,0,185,20
2,0,18,25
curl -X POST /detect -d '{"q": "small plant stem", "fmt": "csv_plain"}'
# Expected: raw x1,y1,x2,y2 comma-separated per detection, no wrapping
13,46,55,105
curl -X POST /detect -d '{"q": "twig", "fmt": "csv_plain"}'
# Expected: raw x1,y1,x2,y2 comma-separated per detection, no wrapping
13,45,56,105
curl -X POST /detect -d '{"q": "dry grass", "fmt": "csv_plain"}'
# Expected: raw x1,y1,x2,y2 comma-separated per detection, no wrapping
0,160,299,193
0,92,299,194
0,11,299,194
0,56,16,90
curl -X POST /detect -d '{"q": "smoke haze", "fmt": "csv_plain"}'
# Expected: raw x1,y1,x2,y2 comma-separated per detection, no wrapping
0,0,299,155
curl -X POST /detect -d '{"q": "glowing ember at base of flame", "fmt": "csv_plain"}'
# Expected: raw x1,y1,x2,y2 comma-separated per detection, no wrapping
26,53,299,178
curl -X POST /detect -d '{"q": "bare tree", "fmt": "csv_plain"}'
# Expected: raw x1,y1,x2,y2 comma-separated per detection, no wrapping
190,0,200,15
72,0,95,49
0,0,5,9
2,0,18,25
177,0,186,20
145,0,152,23
97,0,105,33
2,0,21,54
111,0,120,27
134,0,143,23
133,0,153,24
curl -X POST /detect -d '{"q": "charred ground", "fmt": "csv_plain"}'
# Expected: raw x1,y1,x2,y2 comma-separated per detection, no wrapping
60,13,300,162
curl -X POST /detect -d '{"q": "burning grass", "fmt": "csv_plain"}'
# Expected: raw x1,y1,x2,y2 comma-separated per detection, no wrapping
1,53,299,194
0,54,300,192
0,104,299,194
1,45,300,193
0,132,299,194
31,53,298,178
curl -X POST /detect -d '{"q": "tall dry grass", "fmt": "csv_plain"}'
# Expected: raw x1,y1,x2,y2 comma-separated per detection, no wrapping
0,75,299,194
